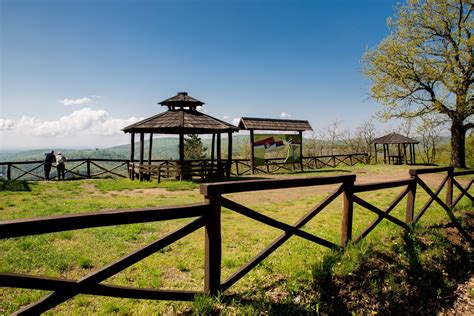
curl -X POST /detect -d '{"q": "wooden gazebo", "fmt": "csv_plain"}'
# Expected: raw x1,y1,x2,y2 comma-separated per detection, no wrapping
238,117,313,174
122,92,239,181
373,132,419,165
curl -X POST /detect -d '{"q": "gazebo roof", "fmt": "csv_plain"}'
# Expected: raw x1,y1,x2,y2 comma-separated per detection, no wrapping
238,117,313,131
373,132,419,144
122,109,239,134
159,92,204,109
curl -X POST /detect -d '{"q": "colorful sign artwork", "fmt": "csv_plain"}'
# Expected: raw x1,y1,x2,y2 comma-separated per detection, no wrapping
253,134,301,166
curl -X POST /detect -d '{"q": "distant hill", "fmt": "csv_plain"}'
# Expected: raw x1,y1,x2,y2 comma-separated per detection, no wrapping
0,135,252,162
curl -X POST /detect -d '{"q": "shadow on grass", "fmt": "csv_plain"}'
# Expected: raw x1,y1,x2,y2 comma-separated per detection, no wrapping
0,180,32,192
307,213,472,315
204,212,472,315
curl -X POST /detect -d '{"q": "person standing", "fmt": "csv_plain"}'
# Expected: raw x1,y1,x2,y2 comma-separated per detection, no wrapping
56,152,67,181
44,150,55,180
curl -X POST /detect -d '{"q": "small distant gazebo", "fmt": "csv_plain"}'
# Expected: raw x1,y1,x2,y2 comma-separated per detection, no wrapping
122,92,239,180
373,132,419,165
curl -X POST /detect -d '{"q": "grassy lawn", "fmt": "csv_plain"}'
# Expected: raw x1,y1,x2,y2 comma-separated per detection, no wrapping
0,165,472,314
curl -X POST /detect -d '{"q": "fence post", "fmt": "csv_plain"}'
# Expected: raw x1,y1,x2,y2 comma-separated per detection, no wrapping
406,170,417,224
86,159,91,178
341,178,354,247
446,166,454,209
204,194,222,295
7,163,11,180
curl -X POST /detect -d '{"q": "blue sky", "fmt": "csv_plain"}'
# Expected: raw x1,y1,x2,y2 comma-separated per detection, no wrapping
1,0,399,149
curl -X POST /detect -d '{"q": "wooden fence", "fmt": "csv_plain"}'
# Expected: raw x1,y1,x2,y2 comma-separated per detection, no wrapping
0,166,472,314
0,154,368,181
0,158,130,181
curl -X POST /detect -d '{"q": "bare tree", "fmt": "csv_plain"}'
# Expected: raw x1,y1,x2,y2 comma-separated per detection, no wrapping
303,132,325,157
323,119,346,155
415,116,446,164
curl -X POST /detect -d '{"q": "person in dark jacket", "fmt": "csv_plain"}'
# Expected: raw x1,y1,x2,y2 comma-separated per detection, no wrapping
44,150,55,180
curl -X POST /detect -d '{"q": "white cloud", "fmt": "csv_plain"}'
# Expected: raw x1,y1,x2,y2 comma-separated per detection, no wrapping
0,119,15,130
196,106,207,113
232,117,241,126
223,115,230,120
280,112,292,118
59,97,93,106
12,108,142,137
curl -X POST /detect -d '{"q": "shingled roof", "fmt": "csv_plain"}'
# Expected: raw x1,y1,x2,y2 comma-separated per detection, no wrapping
122,109,239,134
159,92,204,109
238,117,313,131
373,132,419,144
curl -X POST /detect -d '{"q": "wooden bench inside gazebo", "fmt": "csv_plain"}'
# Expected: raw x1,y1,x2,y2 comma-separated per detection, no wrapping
122,92,239,181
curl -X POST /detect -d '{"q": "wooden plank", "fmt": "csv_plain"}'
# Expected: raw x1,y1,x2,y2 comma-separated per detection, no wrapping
355,185,410,242
11,163,44,181
0,204,208,239
220,185,344,291
250,130,255,175
204,196,221,294
406,177,417,224
409,166,453,176
446,168,454,207
353,195,409,229
414,176,448,223
453,170,474,176
354,178,414,193
0,273,201,301
341,180,354,246
139,133,145,181
201,174,356,196
220,197,340,250
89,161,127,178
15,217,206,315
451,179,473,208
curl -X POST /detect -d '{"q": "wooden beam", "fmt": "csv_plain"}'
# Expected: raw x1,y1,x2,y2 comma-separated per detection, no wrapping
374,143,377,164
211,133,215,174
204,195,222,294
299,131,303,171
139,133,144,181
148,133,153,166
217,133,222,177
130,133,135,180
179,133,184,181
250,130,255,175
226,132,232,178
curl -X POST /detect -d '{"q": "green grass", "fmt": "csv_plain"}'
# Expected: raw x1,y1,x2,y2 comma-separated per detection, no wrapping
0,165,472,314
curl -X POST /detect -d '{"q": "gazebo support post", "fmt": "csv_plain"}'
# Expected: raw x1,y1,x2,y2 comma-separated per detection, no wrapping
386,144,390,164
299,131,304,171
130,133,135,180
250,129,255,175
216,133,222,177
211,133,215,174
148,133,153,167
382,144,386,164
412,144,416,165
374,143,377,164
226,132,232,178
403,144,407,164
139,132,144,181
179,133,184,181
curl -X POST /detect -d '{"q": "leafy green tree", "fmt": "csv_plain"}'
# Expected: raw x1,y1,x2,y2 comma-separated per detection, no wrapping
364,0,473,168
184,134,208,159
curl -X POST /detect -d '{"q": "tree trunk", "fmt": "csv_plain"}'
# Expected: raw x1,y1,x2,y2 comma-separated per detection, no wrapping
450,119,466,168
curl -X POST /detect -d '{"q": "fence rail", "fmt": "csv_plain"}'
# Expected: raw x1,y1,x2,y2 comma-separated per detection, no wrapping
0,153,368,181
0,166,472,314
